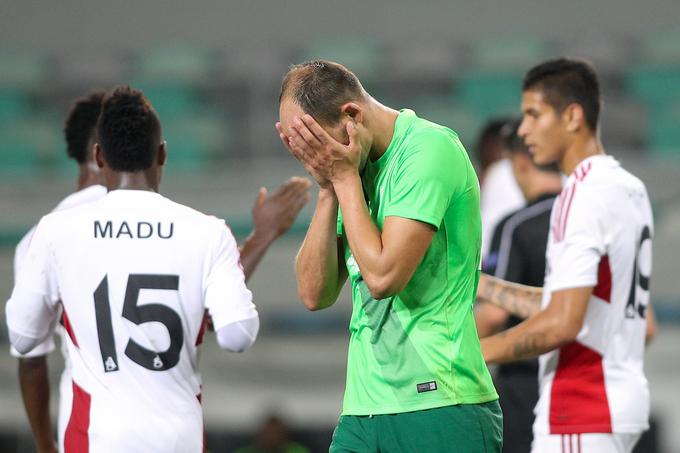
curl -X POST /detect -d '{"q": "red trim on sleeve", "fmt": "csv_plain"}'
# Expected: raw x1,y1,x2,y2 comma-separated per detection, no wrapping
557,184,577,242
62,308,78,347
195,310,210,346
593,255,612,303
64,381,91,453
549,341,612,434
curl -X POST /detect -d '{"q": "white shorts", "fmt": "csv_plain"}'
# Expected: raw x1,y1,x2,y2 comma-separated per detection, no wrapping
531,432,642,453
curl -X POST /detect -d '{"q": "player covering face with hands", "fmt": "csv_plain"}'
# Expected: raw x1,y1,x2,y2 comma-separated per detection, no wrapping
277,60,501,453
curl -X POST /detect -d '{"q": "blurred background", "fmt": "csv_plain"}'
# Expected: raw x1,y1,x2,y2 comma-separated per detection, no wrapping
1,0,679,452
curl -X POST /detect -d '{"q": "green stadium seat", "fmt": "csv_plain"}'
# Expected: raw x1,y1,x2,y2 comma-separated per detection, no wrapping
0,89,30,122
132,82,203,121
0,118,61,176
133,46,214,83
410,98,482,149
626,63,680,107
645,104,680,155
162,112,232,170
468,36,552,72
453,71,523,120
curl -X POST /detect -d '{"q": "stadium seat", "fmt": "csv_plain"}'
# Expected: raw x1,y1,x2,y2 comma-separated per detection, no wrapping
132,82,203,121
162,112,232,170
410,97,482,149
132,45,215,84
0,88,30,122
0,118,61,176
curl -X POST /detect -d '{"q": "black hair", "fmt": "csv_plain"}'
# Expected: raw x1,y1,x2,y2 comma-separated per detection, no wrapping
279,60,366,125
475,117,514,172
504,119,560,173
63,90,106,164
523,57,601,132
96,86,162,172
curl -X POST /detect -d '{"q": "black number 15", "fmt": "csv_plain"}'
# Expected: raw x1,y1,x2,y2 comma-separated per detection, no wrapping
94,274,183,373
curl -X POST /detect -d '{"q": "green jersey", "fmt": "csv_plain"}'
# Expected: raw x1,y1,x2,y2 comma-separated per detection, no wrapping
338,109,497,415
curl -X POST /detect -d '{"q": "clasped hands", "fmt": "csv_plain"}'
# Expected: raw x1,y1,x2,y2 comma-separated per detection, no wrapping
276,115,362,189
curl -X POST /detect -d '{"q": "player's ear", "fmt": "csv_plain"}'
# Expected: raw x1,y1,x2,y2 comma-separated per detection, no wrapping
563,103,584,133
340,102,363,125
94,144,105,169
157,141,167,166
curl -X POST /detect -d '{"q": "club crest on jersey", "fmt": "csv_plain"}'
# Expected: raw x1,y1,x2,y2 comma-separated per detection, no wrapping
94,220,174,239
153,355,164,369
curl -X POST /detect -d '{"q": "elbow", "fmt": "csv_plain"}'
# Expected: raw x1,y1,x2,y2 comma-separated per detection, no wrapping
552,319,582,347
298,291,328,311
363,273,405,300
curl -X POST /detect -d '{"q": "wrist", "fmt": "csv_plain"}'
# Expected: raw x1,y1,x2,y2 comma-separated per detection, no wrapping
331,170,360,191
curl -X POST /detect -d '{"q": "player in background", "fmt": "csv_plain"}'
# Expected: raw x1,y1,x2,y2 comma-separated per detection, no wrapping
475,118,525,259
277,61,501,453
4,85,298,451
12,90,109,453
475,120,562,452
478,58,654,453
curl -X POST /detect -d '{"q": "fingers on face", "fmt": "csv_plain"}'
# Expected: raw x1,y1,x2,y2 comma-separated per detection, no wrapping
300,115,331,144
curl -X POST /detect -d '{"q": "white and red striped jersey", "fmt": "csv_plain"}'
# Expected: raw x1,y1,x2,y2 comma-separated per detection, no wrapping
534,155,652,436
6,189,255,453
11,184,108,450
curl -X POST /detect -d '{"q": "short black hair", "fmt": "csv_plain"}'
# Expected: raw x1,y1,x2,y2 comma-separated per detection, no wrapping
279,60,366,125
97,86,162,172
504,119,560,173
64,90,106,164
523,57,601,131
475,117,514,172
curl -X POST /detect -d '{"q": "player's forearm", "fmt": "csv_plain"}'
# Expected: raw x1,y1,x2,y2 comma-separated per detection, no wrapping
476,273,543,319
332,173,398,298
481,307,576,364
295,189,343,310
239,231,276,282
18,357,56,453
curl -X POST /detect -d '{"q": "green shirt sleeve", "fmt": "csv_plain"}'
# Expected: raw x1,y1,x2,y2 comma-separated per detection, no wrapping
383,128,468,229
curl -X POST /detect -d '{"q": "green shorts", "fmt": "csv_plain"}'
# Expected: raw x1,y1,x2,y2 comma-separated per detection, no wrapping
330,400,503,453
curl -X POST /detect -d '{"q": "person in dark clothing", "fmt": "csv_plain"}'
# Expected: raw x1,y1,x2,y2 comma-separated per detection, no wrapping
475,120,562,453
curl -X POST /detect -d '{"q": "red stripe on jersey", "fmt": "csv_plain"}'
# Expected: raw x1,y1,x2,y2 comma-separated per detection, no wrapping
558,184,577,242
197,393,206,453
64,381,91,453
195,310,210,346
549,341,612,434
62,308,78,347
593,255,612,303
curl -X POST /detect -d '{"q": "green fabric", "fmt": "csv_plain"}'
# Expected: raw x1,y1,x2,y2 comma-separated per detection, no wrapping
330,401,503,453
337,109,497,416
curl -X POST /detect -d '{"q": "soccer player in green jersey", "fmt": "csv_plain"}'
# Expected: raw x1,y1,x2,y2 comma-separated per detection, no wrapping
276,60,502,453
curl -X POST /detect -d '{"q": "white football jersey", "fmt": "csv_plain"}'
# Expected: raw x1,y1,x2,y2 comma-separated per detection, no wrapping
7,189,255,453
12,184,108,451
534,155,652,436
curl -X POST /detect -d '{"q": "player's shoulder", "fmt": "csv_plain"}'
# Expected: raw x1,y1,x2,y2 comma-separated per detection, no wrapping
153,195,228,233
575,155,648,199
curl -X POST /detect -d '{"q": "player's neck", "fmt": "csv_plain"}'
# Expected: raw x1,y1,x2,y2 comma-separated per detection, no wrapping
560,133,604,176
368,102,399,161
105,171,159,192
77,163,103,191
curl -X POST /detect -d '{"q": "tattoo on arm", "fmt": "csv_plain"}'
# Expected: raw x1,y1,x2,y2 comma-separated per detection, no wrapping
477,274,543,319
511,332,552,360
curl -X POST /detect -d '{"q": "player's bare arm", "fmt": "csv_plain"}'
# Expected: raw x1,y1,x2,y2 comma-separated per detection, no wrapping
476,273,543,319
18,357,56,453
481,286,591,364
239,176,311,281
287,115,435,299
277,123,348,310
